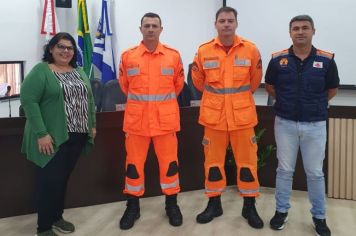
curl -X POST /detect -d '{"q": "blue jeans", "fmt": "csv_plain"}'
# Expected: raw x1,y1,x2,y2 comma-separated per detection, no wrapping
274,116,327,219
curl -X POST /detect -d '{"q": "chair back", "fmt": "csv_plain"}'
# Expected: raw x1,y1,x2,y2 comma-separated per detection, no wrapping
101,80,127,111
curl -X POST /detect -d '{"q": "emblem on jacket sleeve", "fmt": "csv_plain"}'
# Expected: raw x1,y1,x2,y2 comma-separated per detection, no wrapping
192,62,199,71
279,58,288,67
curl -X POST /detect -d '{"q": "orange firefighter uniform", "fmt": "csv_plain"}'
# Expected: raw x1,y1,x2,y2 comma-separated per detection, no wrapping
192,36,262,197
119,42,184,197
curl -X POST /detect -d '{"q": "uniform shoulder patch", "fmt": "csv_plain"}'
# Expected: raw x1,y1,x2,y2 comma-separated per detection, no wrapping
122,45,139,56
240,37,256,46
162,44,180,54
198,39,215,49
272,49,289,59
316,49,334,59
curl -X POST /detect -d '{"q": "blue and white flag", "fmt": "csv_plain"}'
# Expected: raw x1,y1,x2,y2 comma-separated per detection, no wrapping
92,0,116,84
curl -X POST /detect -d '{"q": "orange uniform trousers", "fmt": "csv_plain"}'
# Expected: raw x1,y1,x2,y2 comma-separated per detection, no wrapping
203,127,260,197
124,132,180,197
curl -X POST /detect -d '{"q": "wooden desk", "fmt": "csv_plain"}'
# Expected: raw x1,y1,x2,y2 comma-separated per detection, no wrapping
3,105,346,218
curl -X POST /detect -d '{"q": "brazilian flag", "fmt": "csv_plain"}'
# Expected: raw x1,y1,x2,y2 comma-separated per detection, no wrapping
77,0,93,79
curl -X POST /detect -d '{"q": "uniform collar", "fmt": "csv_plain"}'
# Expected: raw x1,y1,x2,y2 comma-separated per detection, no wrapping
137,41,165,55
289,45,317,58
213,35,243,48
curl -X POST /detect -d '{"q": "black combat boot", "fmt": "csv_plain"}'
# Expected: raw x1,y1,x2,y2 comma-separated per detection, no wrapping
119,195,140,230
165,194,183,226
242,197,264,229
196,195,223,224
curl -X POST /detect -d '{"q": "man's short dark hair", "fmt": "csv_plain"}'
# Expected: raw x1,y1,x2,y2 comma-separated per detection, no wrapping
141,12,162,26
215,6,237,21
289,15,314,30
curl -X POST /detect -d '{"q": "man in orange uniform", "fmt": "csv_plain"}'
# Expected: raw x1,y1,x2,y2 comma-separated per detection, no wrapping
118,12,184,230
192,7,264,229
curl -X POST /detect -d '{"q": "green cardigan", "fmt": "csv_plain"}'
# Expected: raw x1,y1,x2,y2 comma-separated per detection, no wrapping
20,62,96,168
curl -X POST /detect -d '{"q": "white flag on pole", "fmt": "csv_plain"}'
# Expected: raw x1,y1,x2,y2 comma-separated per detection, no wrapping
40,0,60,41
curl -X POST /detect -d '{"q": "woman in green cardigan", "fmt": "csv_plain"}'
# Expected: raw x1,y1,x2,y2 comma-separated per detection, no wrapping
20,32,96,236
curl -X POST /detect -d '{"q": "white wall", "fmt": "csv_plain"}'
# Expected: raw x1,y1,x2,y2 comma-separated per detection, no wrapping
227,0,356,86
0,0,221,77
1,0,355,117
0,0,44,74
0,0,222,117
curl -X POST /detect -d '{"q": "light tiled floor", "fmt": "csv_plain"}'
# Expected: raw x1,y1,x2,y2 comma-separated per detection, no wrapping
0,187,355,236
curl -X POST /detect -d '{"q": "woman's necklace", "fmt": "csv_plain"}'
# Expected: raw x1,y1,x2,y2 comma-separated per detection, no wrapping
49,63,73,73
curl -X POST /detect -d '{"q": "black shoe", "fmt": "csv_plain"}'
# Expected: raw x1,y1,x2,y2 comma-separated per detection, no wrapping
119,196,140,230
36,229,58,236
313,217,331,236
241,197,264,229
270,211,288,230
52,219,75,233
165,194,183,226
196,196,223,224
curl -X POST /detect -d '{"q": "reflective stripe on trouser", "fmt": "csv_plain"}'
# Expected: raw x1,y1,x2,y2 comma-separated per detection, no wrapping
125,183,144,193
161,179,179,190
124,133,180,196
202,127,260,197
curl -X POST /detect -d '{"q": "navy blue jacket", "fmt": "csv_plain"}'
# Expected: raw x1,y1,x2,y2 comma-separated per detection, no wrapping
265,46,339,122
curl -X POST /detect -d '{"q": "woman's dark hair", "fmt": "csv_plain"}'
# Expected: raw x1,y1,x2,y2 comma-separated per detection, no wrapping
42,32,78,68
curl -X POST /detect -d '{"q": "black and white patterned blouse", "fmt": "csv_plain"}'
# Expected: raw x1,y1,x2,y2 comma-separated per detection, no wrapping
54,70,88,133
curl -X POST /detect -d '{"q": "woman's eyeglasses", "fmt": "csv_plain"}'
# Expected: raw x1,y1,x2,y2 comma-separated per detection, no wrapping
56,44,74,52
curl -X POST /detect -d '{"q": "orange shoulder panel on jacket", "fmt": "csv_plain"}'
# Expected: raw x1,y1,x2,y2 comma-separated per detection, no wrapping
316,49,334,59
272,49,289,58
240,37,257,46
197,39,215,50
162,44,180,54
122,45,139,56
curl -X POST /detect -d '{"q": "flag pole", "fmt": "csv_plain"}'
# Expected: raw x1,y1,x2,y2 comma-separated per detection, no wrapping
89,64,93,79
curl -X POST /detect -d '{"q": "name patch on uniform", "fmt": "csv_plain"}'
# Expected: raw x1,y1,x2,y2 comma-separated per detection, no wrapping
203,60,220,69
313,61,323,68
161,67,174,75
234,58,251,66
127,67,140,76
